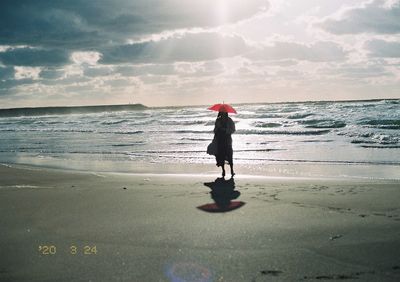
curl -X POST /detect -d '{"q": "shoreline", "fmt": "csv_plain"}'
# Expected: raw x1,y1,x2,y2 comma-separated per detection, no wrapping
1,158,399,181
2,163,398,185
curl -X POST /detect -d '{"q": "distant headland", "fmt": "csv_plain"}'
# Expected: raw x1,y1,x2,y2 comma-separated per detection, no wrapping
0,104,148,117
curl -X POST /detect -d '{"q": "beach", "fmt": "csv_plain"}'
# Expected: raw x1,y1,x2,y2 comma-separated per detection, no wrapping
1,163,400,281
1,0,399,280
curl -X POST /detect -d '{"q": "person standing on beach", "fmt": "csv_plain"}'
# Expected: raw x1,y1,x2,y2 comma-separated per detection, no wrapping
213,112,235,177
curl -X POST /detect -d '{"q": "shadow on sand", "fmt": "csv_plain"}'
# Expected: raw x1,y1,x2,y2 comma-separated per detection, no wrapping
197,177,245,213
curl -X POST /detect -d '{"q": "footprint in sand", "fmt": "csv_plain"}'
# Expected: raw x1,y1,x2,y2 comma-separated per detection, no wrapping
260,270,282,276
329,234,343,241
303,270,375,280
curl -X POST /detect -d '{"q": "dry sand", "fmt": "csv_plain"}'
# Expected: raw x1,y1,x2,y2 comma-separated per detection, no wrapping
1,164,400,281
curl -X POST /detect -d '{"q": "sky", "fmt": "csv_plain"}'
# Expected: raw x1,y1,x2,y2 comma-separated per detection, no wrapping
0,0,399,108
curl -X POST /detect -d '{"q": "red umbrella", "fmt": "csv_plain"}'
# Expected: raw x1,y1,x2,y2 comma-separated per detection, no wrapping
208,103,237,114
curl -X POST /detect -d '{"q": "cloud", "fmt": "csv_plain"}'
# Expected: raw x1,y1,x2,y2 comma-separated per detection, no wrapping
0,0,268,49
318,0,400,34
245,41,347,62
71,52,102,65
14,66,41,80
100,32,249,64
0,47,69,66
366,39,400,57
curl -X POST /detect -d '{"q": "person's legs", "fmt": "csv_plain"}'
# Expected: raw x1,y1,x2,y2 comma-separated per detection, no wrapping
226,140,234,177
222,164,226,177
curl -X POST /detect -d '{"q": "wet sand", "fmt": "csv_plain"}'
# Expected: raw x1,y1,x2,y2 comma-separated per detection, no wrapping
0,164,400,281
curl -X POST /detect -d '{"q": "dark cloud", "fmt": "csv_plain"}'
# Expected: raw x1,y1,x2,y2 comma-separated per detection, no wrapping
0,0,268,49
100,32,249,64
318,0,400,34
245,41,347,62
366,39,400,57
0,48,69,66
0,1,102,49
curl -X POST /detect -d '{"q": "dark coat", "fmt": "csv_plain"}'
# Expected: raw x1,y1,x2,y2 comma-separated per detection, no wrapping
213,116,235,166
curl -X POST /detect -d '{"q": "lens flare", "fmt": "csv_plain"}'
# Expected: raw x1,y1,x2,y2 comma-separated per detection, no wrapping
166,261,212,282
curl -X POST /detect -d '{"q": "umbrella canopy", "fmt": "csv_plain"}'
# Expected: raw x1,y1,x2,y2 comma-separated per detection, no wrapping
208,103,237,114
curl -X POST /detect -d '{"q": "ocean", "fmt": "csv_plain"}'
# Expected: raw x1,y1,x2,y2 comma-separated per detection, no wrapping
0,99,399,179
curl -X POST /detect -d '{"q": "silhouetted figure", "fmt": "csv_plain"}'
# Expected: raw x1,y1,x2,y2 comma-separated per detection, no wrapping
213,112,235,177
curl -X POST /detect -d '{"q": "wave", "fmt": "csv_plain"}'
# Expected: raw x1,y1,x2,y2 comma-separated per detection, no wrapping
163,120,208,126
112,130,144,135
275,107,301,113
359,119,400,130
252,122,281,128
301,140,334,143
180,137,211,141
235,148,283,152
236,129,330,135
287,113,314,119
169,130,212,134
339,101,380,109
128,119,156,126
384,99,399,105
351,135,399,145
351,140,376,144
360,145,400,149
111,142,146,147
0,128,148,135
132,148,283,154
142,149,205,154
300,119,346,128
24,120,65,125
0,128,95,133
0,104,147,117
1,127,331,136
164,112,211,118
100,119,130,125
238,113,284,119
231,157,400,165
